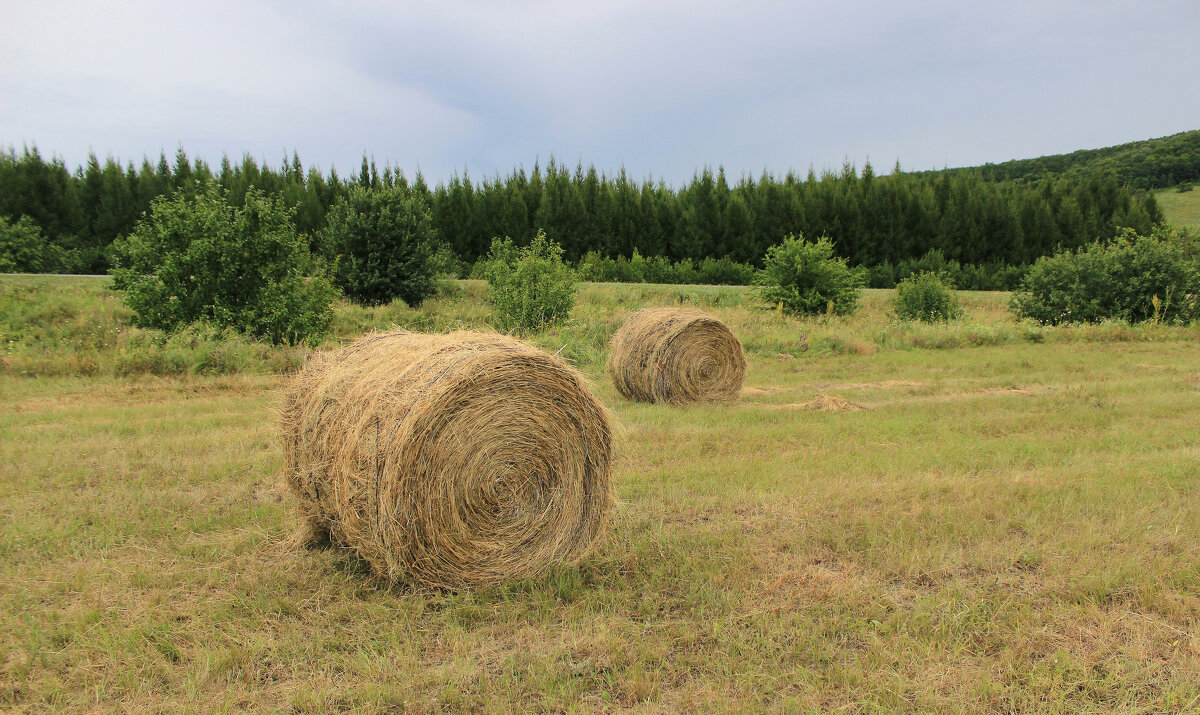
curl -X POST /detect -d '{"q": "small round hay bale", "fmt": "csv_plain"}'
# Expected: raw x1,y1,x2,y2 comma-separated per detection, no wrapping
607,307,746,405
281,330,614,590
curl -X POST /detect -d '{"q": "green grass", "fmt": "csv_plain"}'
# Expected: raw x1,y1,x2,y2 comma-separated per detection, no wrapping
2,277,1200,712
1156,186,1200,231
3,276,1196,379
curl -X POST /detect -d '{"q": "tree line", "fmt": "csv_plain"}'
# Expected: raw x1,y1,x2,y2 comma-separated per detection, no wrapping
0,145,1163,275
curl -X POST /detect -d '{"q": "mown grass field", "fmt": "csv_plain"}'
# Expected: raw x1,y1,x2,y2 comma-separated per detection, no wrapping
2,277,1200,713
1156,186,1200,231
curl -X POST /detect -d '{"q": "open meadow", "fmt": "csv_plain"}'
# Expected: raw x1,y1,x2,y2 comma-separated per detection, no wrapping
2,277,1200,713
1156,187,1200,232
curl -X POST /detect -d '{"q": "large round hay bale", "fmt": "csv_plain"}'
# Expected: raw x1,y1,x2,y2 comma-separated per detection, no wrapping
607,307,746,405
281,330,614,589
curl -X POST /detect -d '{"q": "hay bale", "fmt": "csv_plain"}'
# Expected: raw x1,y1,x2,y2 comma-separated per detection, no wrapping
607,307,746,404
281,330,614,589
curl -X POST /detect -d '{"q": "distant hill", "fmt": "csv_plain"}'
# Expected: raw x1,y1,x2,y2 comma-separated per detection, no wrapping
949,130,1200,190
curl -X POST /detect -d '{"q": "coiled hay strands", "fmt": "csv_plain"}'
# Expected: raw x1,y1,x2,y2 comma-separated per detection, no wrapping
281,331,614,589
607,307,746,405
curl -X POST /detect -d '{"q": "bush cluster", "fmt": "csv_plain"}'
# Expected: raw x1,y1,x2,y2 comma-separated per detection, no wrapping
575,251,756,286
110,188,337,345
1011,227,1200,325
757,234,865,316
892,271,963,322
483,231,578,332
319,186,440,307
97,175,1200,351
0,215,84,274
866,250,1028,291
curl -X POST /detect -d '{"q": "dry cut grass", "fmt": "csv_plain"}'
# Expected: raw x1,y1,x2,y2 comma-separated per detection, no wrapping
3,276,1200,712
2,328,1200,712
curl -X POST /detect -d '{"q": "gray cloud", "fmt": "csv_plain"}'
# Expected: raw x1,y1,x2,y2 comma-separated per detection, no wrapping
2,0,1197,184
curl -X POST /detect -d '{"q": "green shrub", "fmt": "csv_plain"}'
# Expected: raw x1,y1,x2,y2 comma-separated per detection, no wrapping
874,250,1028,291
467,258,488,280
757,234,865,315
697,256,756,285
896,249,953,282
320,185,440,306
893,271,963,322
669,258,701,285
640,254,677,284
0,215,81,273
627,251,654,283
428,242,464,279
575,250,749,285
575,251,609,282
952,262,1024,291
609,253,643,283
867,261,897,288
109,187,337,345
1011,227,1200,325
483,230,578,332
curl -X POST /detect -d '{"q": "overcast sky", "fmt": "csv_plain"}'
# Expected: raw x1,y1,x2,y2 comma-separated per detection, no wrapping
3,0,1198,185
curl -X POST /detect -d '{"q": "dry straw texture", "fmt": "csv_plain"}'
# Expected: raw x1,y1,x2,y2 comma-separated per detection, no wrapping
281,330,614,590
607,307,746,405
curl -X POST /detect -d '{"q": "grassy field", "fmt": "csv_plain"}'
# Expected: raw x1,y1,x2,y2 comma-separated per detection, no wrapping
1156,186,1200,231
2,278,1200,713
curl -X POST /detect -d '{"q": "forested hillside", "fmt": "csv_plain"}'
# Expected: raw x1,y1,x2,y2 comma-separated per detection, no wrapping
960,130,1200,189
0,145,1163,277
